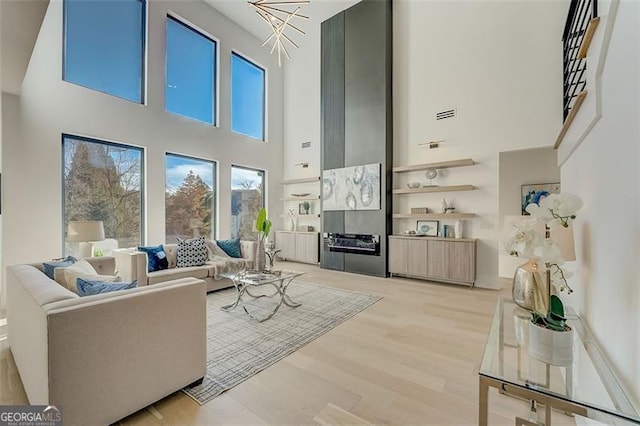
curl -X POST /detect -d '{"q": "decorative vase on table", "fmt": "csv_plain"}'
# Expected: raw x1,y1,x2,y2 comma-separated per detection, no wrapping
512,258,548,313
255,239,266,272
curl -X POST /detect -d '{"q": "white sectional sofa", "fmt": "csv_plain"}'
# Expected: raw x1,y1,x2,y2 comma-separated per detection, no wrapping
115,241,257,292
6,257,207,426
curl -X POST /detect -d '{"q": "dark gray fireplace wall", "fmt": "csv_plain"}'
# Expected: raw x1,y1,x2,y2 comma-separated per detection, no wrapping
320,0,393,277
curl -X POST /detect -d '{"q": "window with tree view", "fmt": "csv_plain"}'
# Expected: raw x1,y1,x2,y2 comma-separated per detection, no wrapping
166,154,216,243
231,166,265,240
63,135,144,255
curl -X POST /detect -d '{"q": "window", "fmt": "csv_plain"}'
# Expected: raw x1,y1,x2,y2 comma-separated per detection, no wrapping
231,52,266,140
63,0,145,103
165,154,216,242
63,135,144,254
231,166,265,239
166,16,217,124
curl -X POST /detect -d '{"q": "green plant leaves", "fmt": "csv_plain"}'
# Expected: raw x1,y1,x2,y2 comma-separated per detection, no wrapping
255,208,272,239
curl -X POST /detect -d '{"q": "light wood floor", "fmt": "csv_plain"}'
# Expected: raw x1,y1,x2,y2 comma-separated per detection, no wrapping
0,262,576,425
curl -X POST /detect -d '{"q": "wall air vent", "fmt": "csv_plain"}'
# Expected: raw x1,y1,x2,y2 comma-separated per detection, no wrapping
436,109,456,120
301,141,311,149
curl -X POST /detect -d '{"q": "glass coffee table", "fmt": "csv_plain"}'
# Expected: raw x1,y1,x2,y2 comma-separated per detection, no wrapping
220,269,305,322
479,298,640,425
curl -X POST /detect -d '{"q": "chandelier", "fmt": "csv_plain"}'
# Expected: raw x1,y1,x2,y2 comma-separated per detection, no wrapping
248,0,310,66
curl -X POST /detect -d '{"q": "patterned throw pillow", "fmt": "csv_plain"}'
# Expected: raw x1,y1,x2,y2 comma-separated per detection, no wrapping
215,239,242,258
137,245,169,272
42,256,77,280
176,236,208,268
76,278,137,297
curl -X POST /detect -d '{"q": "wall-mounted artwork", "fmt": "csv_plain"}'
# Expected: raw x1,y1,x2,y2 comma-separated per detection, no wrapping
521,182,561,215
322,163,381,211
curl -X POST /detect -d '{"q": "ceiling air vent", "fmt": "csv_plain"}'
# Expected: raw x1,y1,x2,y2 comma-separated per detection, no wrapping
436,108,456,120
301,141,311,149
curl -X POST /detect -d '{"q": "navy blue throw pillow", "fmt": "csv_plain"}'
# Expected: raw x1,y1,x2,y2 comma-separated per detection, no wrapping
215,239,242,258
42,256,77,280
76,278,137,296
137,245,169,272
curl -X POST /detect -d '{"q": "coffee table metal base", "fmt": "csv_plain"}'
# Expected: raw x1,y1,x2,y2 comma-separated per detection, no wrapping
221,272,302,322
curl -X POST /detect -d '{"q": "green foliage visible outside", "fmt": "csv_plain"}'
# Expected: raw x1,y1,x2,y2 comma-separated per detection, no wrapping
166,171,214,241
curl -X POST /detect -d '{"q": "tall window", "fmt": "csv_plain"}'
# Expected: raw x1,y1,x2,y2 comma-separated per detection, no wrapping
231,166,265,240
63,0,145,103
231,52,266,141
165,154,216,242
63,135,144,254
166,16,217,124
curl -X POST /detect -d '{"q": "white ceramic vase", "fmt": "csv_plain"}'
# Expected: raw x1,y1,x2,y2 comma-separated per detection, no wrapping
289,217,296,231
528,321,574,366
454,220,463,239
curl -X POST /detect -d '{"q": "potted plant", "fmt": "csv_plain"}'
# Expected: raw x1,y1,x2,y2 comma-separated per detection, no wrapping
255,208,272,271
504,192,582,365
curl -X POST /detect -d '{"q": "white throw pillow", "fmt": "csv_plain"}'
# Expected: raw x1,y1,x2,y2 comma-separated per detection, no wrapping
63,269,122,294
205,240,230,260
53,259,97,287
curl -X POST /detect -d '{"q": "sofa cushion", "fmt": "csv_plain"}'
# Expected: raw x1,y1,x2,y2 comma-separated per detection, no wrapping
42,256,77,280
53,259,97,287
147,265,209,285
137,245,169,272
205,240,230,259
64,269,122,294
76,278,137,296
215,239,242,258
176,237,208,268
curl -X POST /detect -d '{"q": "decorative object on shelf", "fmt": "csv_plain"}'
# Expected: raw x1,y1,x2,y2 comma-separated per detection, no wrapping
298,201,310,215
294,162,309,168
403,230,417,235
424,168,438,187
521,182,560,215
504,192,582,365
410,207,429,214
291,192,311,197
407,181,421,189
322,163,381,211
248,0,310,67
418,140,445,149
254,208,272,272
441,198,448,214
304,225,314,232
416,220,438,236
287,209,297,231
454,219,463,239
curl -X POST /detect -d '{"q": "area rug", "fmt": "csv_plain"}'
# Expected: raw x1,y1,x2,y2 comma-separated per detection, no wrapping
182,281,381,405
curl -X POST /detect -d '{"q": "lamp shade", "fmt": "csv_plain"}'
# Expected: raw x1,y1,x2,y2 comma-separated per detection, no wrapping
67,220,105,242
552,222,576,261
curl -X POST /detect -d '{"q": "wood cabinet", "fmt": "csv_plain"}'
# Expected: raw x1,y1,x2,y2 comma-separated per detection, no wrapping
275,231,319,265
389,236,476,287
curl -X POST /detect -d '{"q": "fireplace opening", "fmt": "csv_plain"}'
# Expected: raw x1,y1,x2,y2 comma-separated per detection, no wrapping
323,233,380,256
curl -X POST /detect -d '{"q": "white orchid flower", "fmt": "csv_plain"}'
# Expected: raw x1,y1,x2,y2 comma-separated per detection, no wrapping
533,239,565,264
504,218,540,257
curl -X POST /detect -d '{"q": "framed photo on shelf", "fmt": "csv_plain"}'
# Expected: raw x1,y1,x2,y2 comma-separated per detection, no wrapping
521,182,560,215
416,220,439,236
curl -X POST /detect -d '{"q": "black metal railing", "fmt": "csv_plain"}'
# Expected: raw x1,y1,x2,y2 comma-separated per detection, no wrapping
562,0,597,121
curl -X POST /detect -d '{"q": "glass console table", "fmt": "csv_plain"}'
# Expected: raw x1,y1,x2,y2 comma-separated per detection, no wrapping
479,298,640,425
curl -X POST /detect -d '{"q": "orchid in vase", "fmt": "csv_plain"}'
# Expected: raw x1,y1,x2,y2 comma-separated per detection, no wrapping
504,192,582,332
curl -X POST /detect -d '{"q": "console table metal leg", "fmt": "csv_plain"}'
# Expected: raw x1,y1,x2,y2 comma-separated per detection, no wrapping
479,376,489,426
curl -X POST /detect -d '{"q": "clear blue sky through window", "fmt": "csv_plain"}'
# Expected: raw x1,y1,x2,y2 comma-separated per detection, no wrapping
231,53,266,141
166,17,216,124
64,0,145,103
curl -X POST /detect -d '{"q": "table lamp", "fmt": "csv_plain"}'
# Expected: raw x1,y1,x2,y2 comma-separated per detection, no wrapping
67,220,105,257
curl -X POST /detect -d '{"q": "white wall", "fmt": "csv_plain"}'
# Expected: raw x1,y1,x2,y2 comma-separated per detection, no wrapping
561,0,640,405
284,0,566,288
2,0,284,269
498,147,560,278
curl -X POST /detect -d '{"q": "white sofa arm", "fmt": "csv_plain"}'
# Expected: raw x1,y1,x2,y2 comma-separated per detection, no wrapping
43,278,207,426
113,250,148,285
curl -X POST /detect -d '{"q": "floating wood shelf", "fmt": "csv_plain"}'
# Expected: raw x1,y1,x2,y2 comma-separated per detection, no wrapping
280,177,320,185
554,90,588,149
280,196,320,201
393,184,476,194
392,158,475,173
577,17,600,59
279,214,320,218
393,213,475,219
